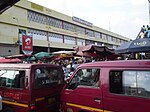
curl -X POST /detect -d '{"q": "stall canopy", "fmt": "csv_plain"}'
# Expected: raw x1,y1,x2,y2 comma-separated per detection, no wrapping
75,44,115,58
115,38,150,54
82,45,114,56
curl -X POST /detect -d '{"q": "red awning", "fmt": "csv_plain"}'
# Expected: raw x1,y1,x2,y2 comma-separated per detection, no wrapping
0,57,22,63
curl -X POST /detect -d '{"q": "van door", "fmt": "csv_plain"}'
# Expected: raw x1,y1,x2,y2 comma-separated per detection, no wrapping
61,68,103,112
104,69,150,112
0,69,29,112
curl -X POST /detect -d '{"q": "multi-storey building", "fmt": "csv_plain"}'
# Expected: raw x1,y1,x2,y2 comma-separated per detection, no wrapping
0,0,130,56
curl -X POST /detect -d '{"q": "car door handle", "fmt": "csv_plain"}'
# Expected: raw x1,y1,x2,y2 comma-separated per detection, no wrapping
94,98,101,103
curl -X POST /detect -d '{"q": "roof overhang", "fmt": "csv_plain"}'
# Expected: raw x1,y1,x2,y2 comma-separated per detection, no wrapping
0,0,20,14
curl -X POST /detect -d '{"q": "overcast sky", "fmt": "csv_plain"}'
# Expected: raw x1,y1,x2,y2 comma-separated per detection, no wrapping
28,0,149,40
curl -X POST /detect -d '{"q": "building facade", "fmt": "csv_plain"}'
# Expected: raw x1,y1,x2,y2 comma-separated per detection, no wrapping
0,0,130,56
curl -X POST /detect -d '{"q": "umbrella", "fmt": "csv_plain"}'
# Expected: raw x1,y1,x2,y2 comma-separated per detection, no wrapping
115,38,150,54
34,52,51,59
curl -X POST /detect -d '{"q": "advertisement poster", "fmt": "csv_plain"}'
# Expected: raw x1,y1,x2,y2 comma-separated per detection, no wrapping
22,35,33,54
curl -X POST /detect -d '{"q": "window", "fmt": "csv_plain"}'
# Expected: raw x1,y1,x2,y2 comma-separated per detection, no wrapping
109,70,150,98
48,32,63,43
85,40,94,45
63,22,75,32
48,17,62,28
76,26,85,35
109,71,123,94
66,68,100,90
102,33,107,40
85,29,94,37
95,32,100,38
28,29,47,40
27,10,46,24
34,67,64,89
64,36,76,45
0,70,25,88
77,38,85,46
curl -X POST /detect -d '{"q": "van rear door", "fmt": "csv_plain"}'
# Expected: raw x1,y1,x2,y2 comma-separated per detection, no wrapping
61,68,103,112
31,65,65,112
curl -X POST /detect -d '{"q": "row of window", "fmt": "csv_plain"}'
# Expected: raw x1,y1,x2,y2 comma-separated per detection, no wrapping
27,10,126,44
0,68,64,89
27,29,113,47
67,69,150,98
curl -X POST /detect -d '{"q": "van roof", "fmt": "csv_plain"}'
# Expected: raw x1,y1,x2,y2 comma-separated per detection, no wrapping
79,60,150,68
0,63,60,69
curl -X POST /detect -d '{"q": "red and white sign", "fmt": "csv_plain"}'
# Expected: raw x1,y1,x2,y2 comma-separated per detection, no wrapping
22,35,33,54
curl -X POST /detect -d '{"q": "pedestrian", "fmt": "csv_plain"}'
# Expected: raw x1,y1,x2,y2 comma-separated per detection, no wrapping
141,25,146,32
147,27,150,38
146,25,149,31
139,31,145,38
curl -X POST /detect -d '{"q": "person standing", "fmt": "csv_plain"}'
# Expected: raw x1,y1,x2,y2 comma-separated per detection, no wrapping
147,27,150,38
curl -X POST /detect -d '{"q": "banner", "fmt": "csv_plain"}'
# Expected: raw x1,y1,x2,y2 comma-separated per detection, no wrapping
22,35,33,54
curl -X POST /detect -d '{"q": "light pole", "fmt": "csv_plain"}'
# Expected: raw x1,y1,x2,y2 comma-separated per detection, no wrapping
48,42,50,53
148,0,150,24
47,26,51,54
13,17,20,54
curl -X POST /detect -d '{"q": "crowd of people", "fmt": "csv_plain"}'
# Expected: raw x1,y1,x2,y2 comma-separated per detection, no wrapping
50,58,85,80
138,25,150,38
30,57,86,80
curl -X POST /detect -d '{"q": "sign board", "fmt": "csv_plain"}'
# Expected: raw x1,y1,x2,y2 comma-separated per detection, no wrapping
72,16,93,27
22,35,33,55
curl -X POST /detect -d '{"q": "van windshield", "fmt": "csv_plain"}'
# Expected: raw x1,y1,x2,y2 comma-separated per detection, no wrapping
34,67,64,89
0,70,25,88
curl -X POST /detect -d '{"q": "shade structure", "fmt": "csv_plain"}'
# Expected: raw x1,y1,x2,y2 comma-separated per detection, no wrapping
51,50,76,55
0,57,22,63
51,50,75,58
75,51,99,58
5,54,32,59
75,44,115,58
82,45,114,56
115,38,150,54
34,52,51,59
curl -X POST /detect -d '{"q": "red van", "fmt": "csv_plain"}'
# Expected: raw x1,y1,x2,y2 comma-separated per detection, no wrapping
61,60,150,112
0,63,65,112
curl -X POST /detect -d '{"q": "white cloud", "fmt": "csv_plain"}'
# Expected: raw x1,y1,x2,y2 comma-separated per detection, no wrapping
130,0,147,6
28,0,149,40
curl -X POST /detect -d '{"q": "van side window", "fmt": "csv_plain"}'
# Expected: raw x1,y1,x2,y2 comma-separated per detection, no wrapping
109,71,123,94
109,71,150,98
0,70,25,89
66,68,100,90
